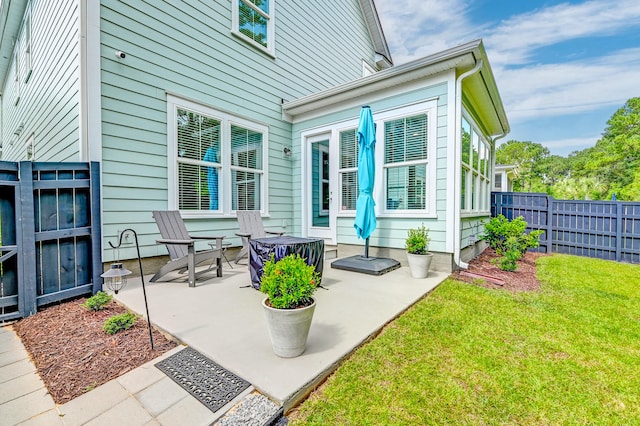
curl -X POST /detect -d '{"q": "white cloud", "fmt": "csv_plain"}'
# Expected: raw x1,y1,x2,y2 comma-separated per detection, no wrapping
376,0,640,66
485,0,640,67
532,136,600,156
498,48,640,121
375,0,479,64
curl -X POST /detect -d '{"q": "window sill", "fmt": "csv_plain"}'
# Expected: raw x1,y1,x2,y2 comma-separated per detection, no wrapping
461,211,491,219
337,212,438,219
180,210,271,219
231,31,275,59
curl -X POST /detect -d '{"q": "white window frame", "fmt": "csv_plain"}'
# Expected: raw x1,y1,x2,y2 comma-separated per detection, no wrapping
461,112,491,216
167,95,268,218
232,0,275,56
378,102,438,218
317,143,330,216
337,127,358,213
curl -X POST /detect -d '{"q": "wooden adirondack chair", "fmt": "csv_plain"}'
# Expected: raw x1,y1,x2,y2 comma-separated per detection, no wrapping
151,210,225,287
235,210,284,264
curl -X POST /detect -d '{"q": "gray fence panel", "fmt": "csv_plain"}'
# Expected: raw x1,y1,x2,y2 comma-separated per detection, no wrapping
492,192,640,264
0,161,101,322
0,162,22,321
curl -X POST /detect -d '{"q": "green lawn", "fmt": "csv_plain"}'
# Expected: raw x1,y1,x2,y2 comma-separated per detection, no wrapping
290,255,640,425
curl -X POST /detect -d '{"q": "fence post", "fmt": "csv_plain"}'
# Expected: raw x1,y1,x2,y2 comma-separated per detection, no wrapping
546,195,554,254
615,202,623,262
18,162,37,316
90,162,103,294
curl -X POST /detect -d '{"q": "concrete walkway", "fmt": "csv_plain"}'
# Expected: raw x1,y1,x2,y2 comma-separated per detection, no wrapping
0,261,446,425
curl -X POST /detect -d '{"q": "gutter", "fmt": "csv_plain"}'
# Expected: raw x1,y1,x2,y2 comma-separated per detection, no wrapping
453,58,484,270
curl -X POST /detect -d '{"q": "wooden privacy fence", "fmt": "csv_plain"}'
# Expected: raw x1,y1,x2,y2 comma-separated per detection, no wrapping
0,161,102,322
491,192,640,264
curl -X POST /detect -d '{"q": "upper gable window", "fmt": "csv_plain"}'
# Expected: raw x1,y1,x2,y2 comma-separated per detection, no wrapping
232,0,275,55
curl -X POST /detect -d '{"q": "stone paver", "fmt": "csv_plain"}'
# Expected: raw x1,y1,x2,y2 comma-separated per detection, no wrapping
2,387,57,425
135,377,189,417
83,397,152,426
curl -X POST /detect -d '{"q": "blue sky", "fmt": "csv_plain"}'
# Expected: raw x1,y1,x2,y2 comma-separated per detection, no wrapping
375,0,640,156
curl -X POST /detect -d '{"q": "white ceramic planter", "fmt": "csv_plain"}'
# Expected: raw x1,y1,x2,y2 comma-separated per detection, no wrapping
262,298,316,358
406,252,434,278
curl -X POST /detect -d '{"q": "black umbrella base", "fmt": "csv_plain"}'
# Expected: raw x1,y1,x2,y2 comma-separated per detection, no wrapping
331,255,401,275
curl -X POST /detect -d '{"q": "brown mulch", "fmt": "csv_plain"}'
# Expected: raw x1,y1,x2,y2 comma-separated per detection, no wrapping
12,298,177,404
450,247,546,292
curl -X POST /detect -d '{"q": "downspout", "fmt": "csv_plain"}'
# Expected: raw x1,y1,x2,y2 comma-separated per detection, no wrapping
453,59,483,270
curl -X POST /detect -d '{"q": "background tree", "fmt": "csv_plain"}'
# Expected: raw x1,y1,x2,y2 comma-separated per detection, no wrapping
495,140,550,192
496,97,640,201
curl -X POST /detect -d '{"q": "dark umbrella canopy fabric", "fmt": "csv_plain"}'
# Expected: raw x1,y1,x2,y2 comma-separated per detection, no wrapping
354,106,377,241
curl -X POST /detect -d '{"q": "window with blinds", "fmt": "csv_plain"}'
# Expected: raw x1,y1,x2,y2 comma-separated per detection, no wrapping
171,99,266,215
383,114,428,211
339,128,358,211
231,125,263,210
177,109,221,211
234,0,274,53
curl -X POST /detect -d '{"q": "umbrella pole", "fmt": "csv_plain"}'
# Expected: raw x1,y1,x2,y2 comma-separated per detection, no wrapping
364,237,369,258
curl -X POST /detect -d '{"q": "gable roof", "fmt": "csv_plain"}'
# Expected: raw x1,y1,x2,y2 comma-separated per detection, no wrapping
283,39,509,138
0,0,28,93
359,0,393,69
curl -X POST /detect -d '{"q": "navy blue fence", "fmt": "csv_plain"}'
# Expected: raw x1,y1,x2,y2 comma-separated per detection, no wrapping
491,192,640,264
0,161,102,322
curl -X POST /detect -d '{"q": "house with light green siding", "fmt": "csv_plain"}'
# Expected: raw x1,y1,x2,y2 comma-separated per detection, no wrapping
0,0,508,272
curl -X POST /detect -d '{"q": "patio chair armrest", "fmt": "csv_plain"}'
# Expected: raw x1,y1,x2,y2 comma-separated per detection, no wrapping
156,238,194,246
235,232,252,238
265,230,285,236
190,235,226,241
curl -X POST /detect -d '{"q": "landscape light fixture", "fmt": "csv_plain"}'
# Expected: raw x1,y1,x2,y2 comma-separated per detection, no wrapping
101,228,154,350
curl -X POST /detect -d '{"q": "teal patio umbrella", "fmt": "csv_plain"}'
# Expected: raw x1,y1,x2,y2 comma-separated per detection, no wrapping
354,106,377,257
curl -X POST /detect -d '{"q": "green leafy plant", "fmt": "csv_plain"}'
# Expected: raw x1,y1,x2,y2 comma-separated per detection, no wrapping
405,223,431,255
260,254,320,309
103,312,137,335
481,215,543,271
84,291,113,311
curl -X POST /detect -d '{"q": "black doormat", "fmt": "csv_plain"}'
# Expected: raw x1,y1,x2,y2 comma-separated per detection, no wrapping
155,347,251,413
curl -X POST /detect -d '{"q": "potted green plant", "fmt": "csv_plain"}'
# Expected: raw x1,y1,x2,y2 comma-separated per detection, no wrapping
405,223,433,278
260,253,320,358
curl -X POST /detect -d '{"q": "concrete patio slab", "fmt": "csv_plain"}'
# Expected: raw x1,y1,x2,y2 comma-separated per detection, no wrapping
113,261,446,411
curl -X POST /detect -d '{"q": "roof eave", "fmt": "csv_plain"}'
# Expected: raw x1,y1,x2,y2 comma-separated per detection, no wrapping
359,0,393,68
0,0,29,94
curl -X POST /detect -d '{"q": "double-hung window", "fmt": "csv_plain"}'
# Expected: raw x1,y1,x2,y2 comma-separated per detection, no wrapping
168,96,266,216
232,0,275,55
383,114,429,212
461,115,491,213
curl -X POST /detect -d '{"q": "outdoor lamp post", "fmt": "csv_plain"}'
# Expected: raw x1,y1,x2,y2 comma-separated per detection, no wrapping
101,228,154,350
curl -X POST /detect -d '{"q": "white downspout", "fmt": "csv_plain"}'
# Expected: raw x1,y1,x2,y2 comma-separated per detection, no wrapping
453,59,483,270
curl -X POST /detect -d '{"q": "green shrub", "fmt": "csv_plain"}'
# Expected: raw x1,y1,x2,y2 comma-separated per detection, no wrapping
84,291,113,311
405,223,431,255
103,312,137,335
481,215,543,271
260,254,320,309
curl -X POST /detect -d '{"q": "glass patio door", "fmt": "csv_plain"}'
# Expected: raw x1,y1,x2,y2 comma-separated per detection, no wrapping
306,134,335,242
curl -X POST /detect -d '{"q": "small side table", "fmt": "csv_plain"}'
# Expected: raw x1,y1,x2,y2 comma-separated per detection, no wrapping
209,241,233,269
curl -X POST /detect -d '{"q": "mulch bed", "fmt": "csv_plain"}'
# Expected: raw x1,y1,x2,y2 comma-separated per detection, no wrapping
12,298,177,404
450,248,545,292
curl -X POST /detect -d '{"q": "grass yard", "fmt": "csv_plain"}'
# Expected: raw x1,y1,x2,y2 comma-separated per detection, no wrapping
289,255,640,425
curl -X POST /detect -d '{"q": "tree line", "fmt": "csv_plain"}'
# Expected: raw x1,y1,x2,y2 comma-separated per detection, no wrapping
496,97,640,201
